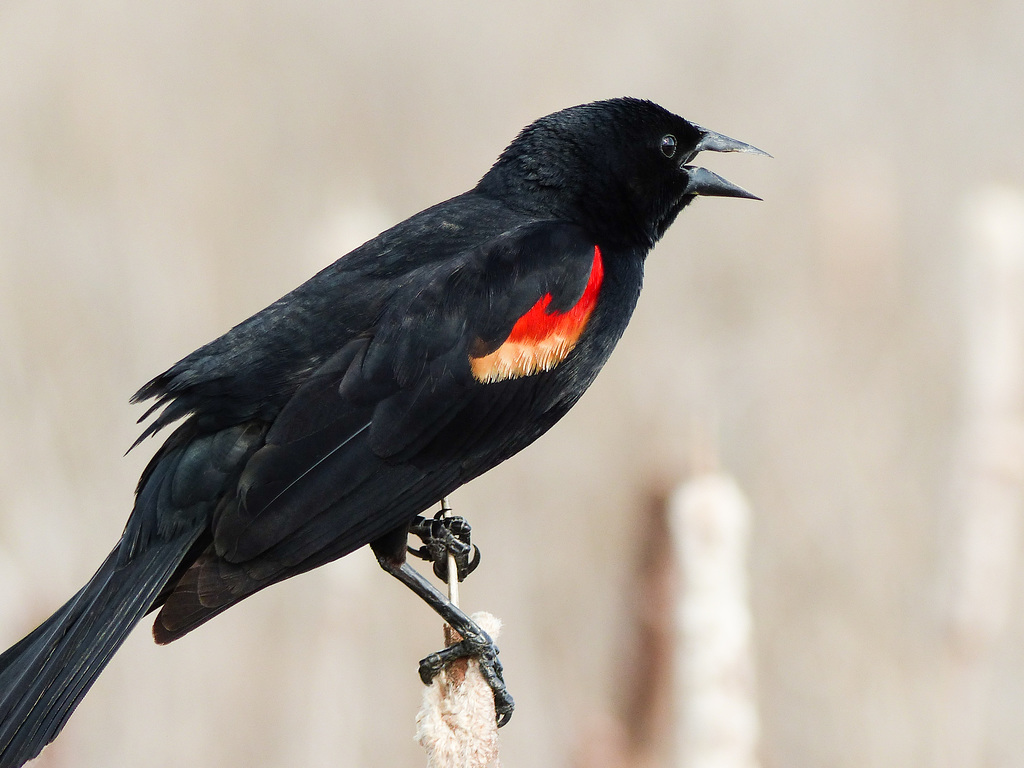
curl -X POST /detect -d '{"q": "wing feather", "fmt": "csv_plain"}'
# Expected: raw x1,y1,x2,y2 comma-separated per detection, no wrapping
155,219,602,636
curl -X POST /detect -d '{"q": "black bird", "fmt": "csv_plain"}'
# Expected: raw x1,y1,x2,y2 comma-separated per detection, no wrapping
0,97,765,767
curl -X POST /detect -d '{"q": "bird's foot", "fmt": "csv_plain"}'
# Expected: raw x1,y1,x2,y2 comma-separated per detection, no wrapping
407,511,481,583
418,628,515,726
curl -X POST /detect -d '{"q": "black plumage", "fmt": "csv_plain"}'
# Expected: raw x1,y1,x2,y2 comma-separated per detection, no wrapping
0,97,764,767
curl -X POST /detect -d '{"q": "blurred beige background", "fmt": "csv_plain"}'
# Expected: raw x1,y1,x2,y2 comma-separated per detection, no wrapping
1,1,1023,766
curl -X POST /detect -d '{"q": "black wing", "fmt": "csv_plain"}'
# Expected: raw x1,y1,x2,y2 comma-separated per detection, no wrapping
152,219,600,640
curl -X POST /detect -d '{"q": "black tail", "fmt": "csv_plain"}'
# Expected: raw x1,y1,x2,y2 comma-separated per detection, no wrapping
0,531,201,768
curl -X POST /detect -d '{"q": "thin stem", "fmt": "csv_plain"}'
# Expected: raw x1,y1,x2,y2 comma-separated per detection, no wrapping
440,497,459,607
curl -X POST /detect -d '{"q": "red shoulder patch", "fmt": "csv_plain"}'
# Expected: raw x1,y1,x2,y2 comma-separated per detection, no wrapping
470,246,604,383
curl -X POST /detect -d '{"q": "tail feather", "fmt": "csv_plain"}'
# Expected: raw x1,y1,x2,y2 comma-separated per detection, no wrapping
0,532,201,768
0,586,89,693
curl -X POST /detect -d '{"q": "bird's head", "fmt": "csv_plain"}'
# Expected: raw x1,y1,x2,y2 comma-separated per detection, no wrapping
477,98,768,248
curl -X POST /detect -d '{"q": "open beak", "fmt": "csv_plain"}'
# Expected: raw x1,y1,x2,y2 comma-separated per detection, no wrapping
682,166,762,200
691,125,771,158
682,125,770,200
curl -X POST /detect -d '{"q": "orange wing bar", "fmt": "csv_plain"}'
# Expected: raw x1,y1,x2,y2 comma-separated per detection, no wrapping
470,246,604,383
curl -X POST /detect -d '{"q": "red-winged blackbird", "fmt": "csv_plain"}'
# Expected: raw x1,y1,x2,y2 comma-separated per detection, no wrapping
0,97,765,767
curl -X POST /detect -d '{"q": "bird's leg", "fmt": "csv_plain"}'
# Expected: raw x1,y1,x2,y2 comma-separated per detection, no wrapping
407,510,481,583
372,524,513,727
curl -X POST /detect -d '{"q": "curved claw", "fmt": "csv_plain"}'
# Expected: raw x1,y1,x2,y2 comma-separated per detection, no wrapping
417,631,514,726
495,699,514,728
408,514,482,583
460,545,482,580
419,650,446,686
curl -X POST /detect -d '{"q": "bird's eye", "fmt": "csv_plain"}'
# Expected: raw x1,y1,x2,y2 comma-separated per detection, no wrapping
660,134,678,158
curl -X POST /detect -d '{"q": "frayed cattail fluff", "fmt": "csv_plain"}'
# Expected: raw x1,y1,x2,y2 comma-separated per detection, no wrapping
416,612,503,768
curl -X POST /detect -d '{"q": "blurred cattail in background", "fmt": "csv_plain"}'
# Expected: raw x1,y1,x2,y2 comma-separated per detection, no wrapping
937,187,1024,768
670,474,760,768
